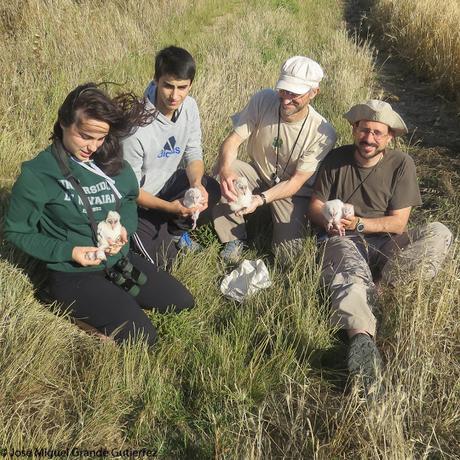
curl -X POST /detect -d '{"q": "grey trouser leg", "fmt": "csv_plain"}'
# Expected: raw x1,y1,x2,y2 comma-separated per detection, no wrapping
212,160,310,249
270,195,310,246
320,236,378,336
320,222,452,336
381,222,452,285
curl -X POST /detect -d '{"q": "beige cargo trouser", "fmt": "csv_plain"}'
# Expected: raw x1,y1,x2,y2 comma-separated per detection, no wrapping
320,222,452,336
212,160,310,251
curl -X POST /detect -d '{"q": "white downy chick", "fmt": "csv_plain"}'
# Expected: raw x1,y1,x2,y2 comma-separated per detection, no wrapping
183,187,203,230
229,177,253,214
342,203,355,219
322,199,354,236
90,210,122,261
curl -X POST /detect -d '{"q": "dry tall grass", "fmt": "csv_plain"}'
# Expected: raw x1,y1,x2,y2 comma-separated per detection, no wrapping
371,0,460,101
0,0,373,178
0,0,459,458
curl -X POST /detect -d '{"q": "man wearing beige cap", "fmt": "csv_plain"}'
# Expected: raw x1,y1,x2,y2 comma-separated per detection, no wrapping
309,100,452,395
213,56,337,262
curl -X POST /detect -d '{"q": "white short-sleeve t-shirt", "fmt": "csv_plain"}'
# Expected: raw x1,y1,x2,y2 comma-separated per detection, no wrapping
232,89,337,195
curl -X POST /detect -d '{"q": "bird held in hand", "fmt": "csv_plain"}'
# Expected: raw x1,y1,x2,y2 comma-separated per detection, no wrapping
87,210,122,261
322,199,355,236
183,187,203,230
229,177,253,215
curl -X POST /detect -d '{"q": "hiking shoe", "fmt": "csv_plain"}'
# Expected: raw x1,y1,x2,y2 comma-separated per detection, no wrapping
173,232,202,252
220,239,247,262
347,333,383,398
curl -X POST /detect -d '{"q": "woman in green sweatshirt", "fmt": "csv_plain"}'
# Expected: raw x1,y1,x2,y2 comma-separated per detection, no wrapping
4,83,194,346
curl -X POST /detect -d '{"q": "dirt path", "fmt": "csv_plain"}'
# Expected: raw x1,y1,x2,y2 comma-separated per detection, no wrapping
344,0,460,154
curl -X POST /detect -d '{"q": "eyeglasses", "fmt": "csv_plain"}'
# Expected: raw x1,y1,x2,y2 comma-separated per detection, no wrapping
357,127,389,141
277,89,309,102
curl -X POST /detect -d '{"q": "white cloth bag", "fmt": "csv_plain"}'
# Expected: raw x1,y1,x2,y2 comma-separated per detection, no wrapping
220,259,272,302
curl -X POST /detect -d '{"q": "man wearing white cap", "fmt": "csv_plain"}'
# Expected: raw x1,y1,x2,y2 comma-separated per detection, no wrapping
309,100,452,395
213,56,337,261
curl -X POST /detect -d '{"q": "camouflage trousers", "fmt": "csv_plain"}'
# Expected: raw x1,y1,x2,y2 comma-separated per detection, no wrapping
319,222,452,336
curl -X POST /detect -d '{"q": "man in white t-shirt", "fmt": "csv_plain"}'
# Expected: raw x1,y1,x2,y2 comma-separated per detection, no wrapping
213,56,337,261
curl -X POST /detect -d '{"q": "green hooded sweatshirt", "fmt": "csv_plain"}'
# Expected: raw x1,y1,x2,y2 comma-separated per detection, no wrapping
4,145,139,272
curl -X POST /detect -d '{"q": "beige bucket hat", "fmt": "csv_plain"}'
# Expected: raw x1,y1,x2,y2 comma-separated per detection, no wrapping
344,100,408,137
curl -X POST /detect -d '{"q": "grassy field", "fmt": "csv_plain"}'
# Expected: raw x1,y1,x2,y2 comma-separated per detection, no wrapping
1,0,459,458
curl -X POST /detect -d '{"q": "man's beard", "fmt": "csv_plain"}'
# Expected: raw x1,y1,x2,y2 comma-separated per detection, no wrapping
280,104,301,118
355,141,385,160
279,99,309,120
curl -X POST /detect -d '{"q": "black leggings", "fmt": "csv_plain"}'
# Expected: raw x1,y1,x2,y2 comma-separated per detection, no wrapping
48,252,194,346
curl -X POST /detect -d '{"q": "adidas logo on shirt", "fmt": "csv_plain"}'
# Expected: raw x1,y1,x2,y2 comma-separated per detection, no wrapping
157,136,181,158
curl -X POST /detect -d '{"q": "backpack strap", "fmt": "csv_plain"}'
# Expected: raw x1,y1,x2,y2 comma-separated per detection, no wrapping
51,142,99,244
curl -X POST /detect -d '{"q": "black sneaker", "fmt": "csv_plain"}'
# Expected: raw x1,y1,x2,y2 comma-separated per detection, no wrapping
347,333,383,398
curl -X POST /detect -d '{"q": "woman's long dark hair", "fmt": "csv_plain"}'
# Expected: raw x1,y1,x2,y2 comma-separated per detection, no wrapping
52,83,154,176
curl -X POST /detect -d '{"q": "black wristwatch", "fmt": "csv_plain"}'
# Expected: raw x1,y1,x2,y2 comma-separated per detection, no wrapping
259,193,267,205
356,218,365,233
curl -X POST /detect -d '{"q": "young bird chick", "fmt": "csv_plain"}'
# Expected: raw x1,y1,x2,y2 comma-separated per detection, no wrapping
183,187,203,230
87,210,122,261
229,176,253,215
322,199,355,236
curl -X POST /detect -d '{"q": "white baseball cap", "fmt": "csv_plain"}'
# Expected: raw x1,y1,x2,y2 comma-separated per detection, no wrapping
275,56,324,95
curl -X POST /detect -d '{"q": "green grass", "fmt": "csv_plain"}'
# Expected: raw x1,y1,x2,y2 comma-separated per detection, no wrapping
0,0,459,458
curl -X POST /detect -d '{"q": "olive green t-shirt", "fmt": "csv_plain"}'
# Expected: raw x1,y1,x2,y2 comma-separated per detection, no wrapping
313,144,422,218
